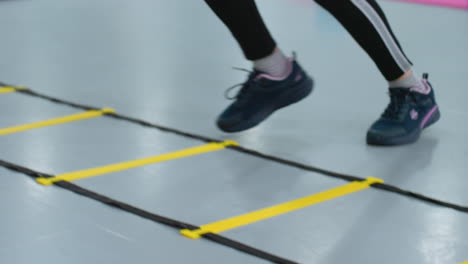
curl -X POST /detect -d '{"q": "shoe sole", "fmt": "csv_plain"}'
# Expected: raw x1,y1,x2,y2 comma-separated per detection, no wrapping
218,77,314,133
366,106,441,146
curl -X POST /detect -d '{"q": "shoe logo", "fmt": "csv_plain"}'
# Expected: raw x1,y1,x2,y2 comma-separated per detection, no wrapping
410,109,419,120
295,73,303,82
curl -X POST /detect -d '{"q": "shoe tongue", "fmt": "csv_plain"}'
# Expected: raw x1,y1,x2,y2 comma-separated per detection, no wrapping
251,71,275,85
388,87,411,95
252,70,274,81
249,70,264,80
252,69,263,75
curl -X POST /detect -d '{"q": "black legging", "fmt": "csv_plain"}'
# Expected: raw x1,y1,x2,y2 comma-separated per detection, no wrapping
204,0,413,81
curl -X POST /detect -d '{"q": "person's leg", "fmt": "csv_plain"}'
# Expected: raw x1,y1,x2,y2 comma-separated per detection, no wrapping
205,0,313,132
314,0,420,84
205,0,289,76
205,0,276,60
205,0,275,61
314,0,440,145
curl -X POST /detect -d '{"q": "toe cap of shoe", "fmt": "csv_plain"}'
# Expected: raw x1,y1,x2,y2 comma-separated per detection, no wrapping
367,120,407,145
216,110,244,132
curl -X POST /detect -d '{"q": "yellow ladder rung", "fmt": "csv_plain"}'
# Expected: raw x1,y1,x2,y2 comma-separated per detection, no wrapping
0,108,115,136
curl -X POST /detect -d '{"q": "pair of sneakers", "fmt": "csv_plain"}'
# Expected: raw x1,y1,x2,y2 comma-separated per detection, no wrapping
216,57,440,145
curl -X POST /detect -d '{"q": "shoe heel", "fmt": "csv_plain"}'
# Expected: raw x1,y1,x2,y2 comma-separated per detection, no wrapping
423,107,441,129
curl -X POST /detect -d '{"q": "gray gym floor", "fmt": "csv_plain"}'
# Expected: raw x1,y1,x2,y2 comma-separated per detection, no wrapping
0,0,467,263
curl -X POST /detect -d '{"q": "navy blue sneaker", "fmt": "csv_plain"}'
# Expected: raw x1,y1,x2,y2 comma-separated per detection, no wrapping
367,74,441,146
216,58,314,133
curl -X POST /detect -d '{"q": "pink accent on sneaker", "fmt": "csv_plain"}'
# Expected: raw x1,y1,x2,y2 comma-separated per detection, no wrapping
420,105,439,128
295,73,303,82
255,58,294,81
410,79,431,95
410,109,419,120
386,0,468,10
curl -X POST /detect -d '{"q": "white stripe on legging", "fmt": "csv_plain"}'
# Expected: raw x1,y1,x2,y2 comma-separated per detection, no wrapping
351,0,412,73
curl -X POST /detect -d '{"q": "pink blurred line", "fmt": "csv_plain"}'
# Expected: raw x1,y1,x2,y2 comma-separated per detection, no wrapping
387,0,468,9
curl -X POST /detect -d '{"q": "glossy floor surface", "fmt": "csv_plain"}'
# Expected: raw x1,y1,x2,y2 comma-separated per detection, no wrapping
0,0,467,263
